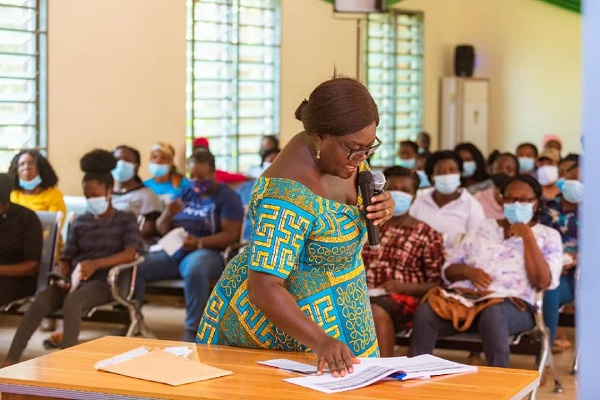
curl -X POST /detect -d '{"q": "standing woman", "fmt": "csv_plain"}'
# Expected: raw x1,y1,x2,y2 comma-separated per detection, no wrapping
197,77,394,376
143,142,189,202
454,142,489,191
9,149,67,250
3,149,142,366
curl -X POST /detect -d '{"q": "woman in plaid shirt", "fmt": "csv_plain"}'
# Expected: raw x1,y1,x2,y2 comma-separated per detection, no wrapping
362,166,445,357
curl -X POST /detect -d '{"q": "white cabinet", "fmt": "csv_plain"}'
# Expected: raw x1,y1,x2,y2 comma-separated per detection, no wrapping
439,77,490,152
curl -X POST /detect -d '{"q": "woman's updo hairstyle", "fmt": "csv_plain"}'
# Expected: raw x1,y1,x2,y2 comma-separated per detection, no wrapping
295,76,379,137
80,149,117,188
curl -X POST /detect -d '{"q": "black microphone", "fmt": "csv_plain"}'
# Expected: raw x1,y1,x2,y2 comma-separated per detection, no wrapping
359,170,385,250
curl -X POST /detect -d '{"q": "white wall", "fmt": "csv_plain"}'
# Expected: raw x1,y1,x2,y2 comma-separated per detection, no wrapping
46,0,581,194
47,0,186,195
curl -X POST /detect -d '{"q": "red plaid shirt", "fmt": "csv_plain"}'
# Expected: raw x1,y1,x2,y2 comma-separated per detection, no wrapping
362,221,445,288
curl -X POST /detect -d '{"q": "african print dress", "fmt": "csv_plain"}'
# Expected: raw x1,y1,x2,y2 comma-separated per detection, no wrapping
196,175,379,357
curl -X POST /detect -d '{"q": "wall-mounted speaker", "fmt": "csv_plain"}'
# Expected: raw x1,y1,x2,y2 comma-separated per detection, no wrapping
454,45,475,77
334,0,387,13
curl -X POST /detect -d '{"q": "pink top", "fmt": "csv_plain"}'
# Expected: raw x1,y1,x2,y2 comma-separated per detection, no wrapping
474,188,504,220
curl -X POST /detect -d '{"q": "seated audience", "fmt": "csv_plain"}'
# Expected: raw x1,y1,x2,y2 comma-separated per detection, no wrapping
143,142,189,202
541,162,581,351
415,151,431,188
135,150,244,342
3,150,142,367
516,142,538,176
410,150,485,253
237,148,280,243
112,145,162,239
362,167,444,357
8,149,67,252
0,173,42,306
397,140,418,169
247,138,281,179
542,134,563,157
536,148,561,202
410,175,563,368
417,131,431,154
474,153,519,219
454,142,489,191
193,137,247,184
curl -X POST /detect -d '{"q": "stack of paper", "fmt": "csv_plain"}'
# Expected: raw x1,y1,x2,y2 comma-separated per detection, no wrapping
95,346,232,386
260,354,477,394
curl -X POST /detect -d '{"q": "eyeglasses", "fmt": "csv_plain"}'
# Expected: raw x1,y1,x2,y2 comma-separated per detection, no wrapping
503,197,537,204
335,136,382,161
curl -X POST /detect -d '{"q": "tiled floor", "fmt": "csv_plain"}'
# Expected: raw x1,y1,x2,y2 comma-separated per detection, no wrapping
0,301,577,399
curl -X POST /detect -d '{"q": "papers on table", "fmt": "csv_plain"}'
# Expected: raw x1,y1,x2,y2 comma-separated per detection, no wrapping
94,346,232,386
263,354,477,394
150,227,186,256
257,359,318,374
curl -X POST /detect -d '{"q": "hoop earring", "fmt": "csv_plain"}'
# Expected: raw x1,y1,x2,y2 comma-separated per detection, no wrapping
316,150,321,160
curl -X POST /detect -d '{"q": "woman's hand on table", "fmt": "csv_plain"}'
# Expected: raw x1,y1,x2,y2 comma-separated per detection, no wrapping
366,191,394,226
314,335,360,378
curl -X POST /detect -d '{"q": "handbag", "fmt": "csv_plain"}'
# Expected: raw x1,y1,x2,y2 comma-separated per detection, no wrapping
421,287,505,332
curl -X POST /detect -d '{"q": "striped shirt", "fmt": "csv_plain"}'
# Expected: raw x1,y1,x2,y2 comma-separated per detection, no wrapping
61,210,142,282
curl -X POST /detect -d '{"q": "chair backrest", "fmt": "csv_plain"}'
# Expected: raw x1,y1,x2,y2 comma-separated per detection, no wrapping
35,211,62,294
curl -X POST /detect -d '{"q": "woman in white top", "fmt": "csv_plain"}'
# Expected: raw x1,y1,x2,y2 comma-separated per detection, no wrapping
410,175,563,367
410,150,485,253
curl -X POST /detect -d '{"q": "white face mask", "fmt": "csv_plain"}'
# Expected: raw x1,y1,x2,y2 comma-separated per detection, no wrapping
86,196,110,216
537,165,559,186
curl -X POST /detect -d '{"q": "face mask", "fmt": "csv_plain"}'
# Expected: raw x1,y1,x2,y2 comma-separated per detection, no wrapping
504,202,534,225
416,170,431,188
389,190,413,216
518,157,535,173
262,161,272,171
111,160,136,183
148,162,170,178
398,158,416,169
461,161,477,178
259,148,268,159
19,175,42,191
418,147,425,154
86,196,110,216
561,180,583,204
537,165,559,186
191,179,212,195
555,178,565,191
490,173,510,188
434,173,461,195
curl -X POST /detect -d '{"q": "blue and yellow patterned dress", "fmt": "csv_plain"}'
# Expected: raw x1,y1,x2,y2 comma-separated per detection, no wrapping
196,172,379,357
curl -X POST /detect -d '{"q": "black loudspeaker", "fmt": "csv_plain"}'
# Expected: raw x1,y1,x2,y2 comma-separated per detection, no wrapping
454,45,475,77
334,0,386,13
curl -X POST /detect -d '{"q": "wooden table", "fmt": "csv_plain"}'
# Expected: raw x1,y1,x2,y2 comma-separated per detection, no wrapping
0,336,539,400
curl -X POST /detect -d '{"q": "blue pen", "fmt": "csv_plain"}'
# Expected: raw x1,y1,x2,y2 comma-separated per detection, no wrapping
389,371,407,380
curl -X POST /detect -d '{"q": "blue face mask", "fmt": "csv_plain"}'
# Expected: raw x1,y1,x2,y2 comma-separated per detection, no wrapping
398,158,416,169
389,190,413,216
561,180,583,204
503,202,534,225
461,161,477,178
19,175,42,191
518,157,535,173
148,162,170,178
555,178,565,191
191,179,212,195
416,170,431,188
86,196,110,216
434,173,461,195
111,160,136,183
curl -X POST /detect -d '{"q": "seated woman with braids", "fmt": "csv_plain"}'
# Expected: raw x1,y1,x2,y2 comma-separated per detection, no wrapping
2,149,142,367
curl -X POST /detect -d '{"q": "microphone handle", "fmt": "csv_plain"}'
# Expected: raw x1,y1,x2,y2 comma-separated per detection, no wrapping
361,182,380,250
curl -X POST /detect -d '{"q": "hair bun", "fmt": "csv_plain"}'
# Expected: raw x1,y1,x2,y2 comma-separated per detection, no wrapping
294,99,309,122
80,149,117,174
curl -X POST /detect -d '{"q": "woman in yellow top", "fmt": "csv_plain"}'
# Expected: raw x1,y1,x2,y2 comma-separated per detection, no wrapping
9,150,67,250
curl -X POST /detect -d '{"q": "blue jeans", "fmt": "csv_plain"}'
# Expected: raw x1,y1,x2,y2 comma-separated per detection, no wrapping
543,273,575,344
135,249,224,334
410,299,535,368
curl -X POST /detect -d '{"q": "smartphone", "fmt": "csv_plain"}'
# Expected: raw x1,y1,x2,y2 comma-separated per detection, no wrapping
47,272,71,283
